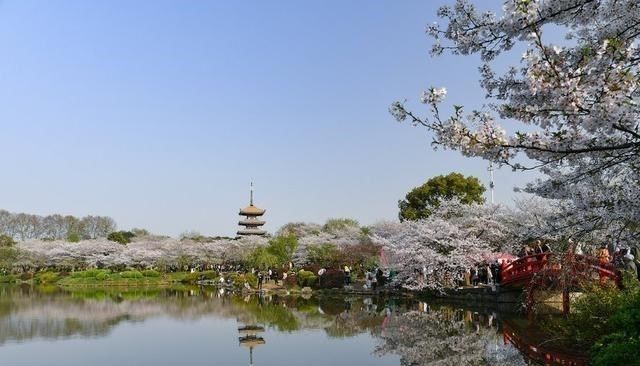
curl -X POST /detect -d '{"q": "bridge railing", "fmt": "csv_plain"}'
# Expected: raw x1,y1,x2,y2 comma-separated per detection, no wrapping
500,253,550,287
500,252,622,288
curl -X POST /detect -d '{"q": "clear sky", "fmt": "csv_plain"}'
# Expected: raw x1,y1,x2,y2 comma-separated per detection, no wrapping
0,0,537,237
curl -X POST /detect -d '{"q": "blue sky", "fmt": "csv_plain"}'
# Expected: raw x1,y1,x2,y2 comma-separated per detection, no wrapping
0,1,537,236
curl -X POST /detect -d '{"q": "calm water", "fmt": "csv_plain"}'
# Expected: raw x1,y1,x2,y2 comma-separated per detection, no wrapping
0,286,583,366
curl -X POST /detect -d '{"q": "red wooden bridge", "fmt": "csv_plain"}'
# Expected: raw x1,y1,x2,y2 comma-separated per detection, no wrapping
500,253,622,288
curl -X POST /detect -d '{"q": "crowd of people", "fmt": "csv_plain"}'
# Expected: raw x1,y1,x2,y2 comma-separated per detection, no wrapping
518,240,552,258
411,238,640,290
363,267,389,290
595,242,640,281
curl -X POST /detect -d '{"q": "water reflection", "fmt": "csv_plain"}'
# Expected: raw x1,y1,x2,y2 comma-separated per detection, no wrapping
238,325,265,366
0,285,584,365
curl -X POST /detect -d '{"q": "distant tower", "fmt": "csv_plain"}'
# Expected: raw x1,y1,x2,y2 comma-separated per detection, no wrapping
237,182,267,236
488,163,495,204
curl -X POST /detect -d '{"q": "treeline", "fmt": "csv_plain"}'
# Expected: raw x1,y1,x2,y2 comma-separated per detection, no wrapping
0,210,116,242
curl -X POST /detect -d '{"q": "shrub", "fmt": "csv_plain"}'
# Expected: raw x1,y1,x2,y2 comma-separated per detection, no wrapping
177,272,200,284
36,272,59,284
71,269,109,279
589,275,640,365
0,274,17,283
284,273,297,288
142,270,161,278
297,270,317,287
85,269,106,277
0,235,15,247
120,270,143,279
317,269,345,289
228,273,257,289
199,271,218,280
67,232,81,243
95,272,110,281
107,231,136,245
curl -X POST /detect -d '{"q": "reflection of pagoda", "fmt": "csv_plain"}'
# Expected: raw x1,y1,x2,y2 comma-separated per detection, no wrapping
238,325,266,366
237,182,267,236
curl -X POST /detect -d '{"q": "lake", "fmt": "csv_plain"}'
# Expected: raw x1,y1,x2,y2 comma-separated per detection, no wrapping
0,286,584,366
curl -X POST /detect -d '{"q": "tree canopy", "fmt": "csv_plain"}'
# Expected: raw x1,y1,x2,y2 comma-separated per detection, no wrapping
391,0,640,244
246,235,298,269
398,172,485,221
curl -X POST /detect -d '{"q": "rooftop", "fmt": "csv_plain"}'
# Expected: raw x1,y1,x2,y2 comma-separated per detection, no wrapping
239,205,266,216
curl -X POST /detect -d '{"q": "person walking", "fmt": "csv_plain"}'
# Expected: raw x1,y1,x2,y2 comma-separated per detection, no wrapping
486,263,493,286
534,240,543,254
471,266,478,287
624,253,638,279
598,244,612,283
344,265,351,286
598,244,611,264
489,262,498,284
371,272,378,291
376,268,384,287
464,268,471,287
257,272,263,290
631,247,640,281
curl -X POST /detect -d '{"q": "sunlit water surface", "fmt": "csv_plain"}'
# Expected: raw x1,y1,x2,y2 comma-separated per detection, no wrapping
0,286,583,366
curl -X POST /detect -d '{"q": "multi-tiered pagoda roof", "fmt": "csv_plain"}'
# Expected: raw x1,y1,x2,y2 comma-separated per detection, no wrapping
237,183,267,236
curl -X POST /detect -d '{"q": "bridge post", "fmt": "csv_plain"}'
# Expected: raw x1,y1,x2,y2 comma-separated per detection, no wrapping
562,288,570,316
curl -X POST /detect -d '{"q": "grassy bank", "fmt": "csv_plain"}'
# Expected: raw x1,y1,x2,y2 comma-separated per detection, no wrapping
0,269,261,289
0,270,212,287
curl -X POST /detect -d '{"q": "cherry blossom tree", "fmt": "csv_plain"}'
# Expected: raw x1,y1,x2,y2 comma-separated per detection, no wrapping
280,219,369,265
391,0,640,245
370,198,574,290
15,235,268,272
372,201,499,290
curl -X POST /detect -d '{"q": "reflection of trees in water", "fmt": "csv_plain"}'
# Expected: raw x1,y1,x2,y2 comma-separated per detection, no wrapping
325,297,389,338
231,295,301,332
0,286,538,366
0,286,232,344
374,307,526,366
0,287,401,344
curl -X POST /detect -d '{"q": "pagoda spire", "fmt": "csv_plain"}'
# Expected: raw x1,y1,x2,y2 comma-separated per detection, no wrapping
238,182,267,236
250,181,254,206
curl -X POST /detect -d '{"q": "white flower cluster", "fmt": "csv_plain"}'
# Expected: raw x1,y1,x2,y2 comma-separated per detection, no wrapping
420,87,447,105
15,235,267,271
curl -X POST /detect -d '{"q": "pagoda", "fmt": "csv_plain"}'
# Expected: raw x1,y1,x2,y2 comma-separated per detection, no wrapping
238,325,266,366
237,182,267,236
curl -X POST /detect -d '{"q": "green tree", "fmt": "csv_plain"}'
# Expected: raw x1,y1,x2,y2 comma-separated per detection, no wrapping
246,235,298,269
246,246,280,270
306,243,340,267
266,235,298,264
0,247,17,273
107,231,136,245
67,232,81,243
398,172,485,221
